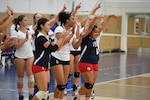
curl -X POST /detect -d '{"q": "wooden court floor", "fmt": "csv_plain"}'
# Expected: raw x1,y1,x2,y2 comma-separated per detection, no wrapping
42,73,150,100
0,53,150,100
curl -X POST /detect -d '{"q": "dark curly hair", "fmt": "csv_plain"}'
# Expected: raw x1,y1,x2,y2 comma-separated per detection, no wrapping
58,12,72,26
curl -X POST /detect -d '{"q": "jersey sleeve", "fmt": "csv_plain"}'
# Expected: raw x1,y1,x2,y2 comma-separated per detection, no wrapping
54,26,64,33
37,36,48,46
10,31,18,38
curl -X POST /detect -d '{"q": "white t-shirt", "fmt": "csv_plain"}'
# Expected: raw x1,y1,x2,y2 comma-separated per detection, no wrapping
51,26,73,61
48,29,55,40
28,25,36,51
11,29,34,58
10,24,19,38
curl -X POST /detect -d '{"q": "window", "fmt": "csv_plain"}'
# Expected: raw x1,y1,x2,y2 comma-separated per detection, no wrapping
134,18,139,34
144,17,149,34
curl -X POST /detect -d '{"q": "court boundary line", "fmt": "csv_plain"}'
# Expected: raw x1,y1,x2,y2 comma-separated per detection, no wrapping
94,73,150,86
0,73,149,93
105,82,150,88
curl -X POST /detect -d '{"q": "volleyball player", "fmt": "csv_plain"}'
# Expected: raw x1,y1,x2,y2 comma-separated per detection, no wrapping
32,17,67,100
12,15,35,100
76,14,118,100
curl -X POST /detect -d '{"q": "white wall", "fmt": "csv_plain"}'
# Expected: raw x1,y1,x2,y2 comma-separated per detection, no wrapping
1,0,150,14
0,0,102,14
0,0,150,51
103,2,150,15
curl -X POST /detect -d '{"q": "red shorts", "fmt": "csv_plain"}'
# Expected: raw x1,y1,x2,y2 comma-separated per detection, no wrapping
78,62,98,73
32,64,49,74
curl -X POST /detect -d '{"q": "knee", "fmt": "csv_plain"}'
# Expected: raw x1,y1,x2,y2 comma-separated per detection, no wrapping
28,75,35,83
84,82,93,89
74,72,80,78
56,84,66,91
17,77,23,85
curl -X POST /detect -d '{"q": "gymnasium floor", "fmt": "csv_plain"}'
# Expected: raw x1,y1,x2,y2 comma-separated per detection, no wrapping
0,52,150,100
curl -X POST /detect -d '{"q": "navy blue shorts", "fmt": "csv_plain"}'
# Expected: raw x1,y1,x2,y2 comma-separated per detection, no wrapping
70,51,81,57
50,55,70,67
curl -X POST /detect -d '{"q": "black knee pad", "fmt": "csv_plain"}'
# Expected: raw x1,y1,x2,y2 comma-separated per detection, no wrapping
74,72,80,78
68,74,72,79
84,82,93,89
57,84,66,91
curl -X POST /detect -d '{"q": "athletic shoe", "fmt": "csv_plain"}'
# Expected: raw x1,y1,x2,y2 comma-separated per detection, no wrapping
73,89,78,97
91,89,95,100
74,96,77,100
47,94,50,100
64,89,67,95
0,63,3,70
72,84,78,96
29,94,33,100
34,85,38,95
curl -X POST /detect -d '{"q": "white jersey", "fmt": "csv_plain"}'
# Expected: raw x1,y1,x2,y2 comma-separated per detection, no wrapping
28,25,36,51
11,29,34,58
48,29,55,40
51,26,73,61
10,24,16,37
10,24,19,38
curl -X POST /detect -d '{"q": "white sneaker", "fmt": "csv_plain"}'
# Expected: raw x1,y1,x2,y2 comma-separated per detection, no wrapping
64,89,67,95
91,89,95,100
72,85,78,96
73,89,78,96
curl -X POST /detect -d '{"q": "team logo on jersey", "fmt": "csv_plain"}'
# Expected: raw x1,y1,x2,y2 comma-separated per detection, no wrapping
42,67,44,70
56,60,59,64
87,66,91,71
93,41,97,47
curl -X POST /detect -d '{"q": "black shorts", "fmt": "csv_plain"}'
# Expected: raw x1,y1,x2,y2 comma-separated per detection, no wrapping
14,56,28,61
70,51,81,57
50,55,70,67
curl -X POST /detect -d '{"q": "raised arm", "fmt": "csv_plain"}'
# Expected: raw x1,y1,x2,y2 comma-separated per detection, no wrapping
0,16,9,25
49,4,67,27
0,6,14,32
89,3,101,15
71,3,81,16
72,15,100,49
82,14,102,38
70,3,82,39
97,14,119,34
0,6,13,24
80,3,101,26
